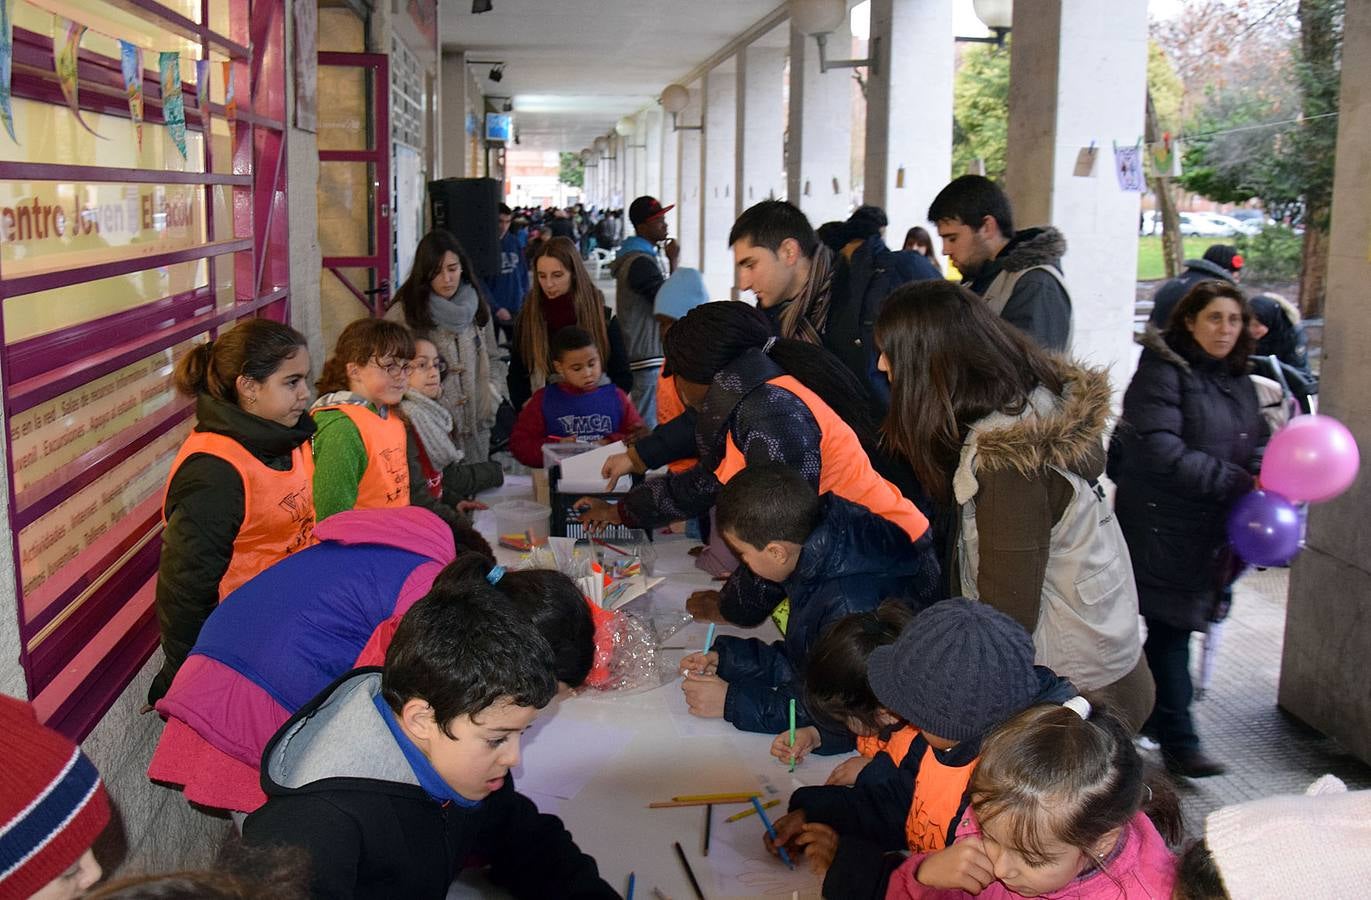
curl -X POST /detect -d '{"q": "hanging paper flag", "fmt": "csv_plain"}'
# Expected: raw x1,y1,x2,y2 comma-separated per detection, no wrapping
119,41,143,151
55,16,102,137
222,60,236,148
1114,139,1145,192
159,50,186,159
1149,131,1176,178
0,0,15,143
194,57,210,128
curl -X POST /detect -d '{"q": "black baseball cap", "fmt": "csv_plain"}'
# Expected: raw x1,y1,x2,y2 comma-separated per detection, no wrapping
629,196,675,227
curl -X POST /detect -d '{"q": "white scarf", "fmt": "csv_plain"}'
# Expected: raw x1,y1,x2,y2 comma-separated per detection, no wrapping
399,389,463,468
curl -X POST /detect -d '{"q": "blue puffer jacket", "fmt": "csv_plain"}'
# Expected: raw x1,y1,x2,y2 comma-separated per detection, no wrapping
713,494,940,748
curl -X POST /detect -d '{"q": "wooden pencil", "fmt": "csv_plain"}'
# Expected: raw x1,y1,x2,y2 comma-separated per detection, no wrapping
673,841,705,900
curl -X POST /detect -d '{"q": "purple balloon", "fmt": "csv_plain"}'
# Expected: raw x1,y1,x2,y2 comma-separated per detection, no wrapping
1227,490,1302,567
1261,414,1361,503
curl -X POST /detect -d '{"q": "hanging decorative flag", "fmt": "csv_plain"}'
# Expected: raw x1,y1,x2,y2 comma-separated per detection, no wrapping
0,0,15,143
119,41,143,151
1149,131,1176,178
1114,139,1145,192
194,57,210,128
222,60,236,148
55,16,101,137
159,50,186,159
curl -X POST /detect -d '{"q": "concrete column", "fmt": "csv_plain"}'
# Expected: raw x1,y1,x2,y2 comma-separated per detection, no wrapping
736,42,787,219
864,0,955,239
1280,0,1371,765
703,62,738,298
675,83,704,269
787,19,854,225
660,102,680,237
643,107,664,200
441,51,469,183
1003,0,1148,391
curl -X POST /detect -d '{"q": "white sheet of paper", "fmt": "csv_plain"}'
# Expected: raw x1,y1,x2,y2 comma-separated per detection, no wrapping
511,705,635,800
663,675,734,739
557,440,630,493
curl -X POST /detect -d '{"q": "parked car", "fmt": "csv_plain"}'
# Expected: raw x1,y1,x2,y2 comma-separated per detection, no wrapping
1178,211,1233,237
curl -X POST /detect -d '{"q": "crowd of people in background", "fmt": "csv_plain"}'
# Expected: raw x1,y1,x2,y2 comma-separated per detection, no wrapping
5,170,1365,900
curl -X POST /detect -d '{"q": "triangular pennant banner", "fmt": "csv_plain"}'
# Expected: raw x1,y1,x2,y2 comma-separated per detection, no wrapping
159,50,186,159
222,60,236,151
119,40,143,151
0,0,15,143
194,57,210,128
55,16,102,137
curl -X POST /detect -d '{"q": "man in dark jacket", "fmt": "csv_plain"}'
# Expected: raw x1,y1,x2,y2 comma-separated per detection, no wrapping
243,582,616,900
485,204,530,339
928,175,1072,351
678,465,939,744
827,206,943,405
1147,244,1243,328
609,196,680,428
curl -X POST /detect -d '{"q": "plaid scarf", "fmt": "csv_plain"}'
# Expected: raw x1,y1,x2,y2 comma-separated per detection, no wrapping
777,243,836,346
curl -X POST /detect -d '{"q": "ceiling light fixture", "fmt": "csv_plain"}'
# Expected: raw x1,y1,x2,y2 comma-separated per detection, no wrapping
659,83,702,133
788,0,880,75
489,64,504,82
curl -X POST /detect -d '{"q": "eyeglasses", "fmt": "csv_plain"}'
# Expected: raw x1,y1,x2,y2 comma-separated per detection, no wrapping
412,357,448,375
370,357,413,378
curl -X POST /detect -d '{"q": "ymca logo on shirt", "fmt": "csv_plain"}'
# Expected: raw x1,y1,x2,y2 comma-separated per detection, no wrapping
555,413,614,441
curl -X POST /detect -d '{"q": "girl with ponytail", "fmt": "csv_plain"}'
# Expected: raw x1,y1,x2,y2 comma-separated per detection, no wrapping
152,318,314,704
575,300,934,627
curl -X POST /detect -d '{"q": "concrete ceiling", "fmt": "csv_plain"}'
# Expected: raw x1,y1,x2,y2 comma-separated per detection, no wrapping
442,0,788,152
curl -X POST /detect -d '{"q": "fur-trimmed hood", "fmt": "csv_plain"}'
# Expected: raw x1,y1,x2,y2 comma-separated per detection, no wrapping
1135,324,1191,371
996,226,1067,273
952,360,1111,505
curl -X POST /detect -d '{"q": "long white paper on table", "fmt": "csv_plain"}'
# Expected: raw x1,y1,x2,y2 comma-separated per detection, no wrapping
557,440,630,493
663,675,737,739
511,703,635,801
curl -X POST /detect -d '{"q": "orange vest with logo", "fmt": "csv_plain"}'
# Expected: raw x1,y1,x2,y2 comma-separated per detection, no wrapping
314,404,410,510
853,727,977,854
712,375,928,542
656,372,696,474
164,432,316,600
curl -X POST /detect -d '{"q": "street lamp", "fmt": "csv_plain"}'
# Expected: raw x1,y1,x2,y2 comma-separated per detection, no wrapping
660,83,702,132
957,0,1012,46
788,0,879,75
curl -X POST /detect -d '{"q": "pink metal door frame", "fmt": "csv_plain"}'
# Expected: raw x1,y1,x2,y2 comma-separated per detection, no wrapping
318,51,391,316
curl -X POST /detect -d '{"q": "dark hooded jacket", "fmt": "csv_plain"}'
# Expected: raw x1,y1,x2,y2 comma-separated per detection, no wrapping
243,669,616,900
617,348,931,626
788,668,1078,900
713,494,939,743
1108,327,1263,632
150,394,315,704
966,227,1072,351
1147,257,1237,329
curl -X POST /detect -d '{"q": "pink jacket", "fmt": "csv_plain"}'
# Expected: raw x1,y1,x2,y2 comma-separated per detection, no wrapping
886,810,1176,900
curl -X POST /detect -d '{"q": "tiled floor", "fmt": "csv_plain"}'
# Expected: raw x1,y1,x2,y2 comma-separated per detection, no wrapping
1159,565,1371,834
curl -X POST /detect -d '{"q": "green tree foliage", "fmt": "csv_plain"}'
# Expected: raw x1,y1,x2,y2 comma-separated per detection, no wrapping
1147,41,1184,132
952,41,1009,181
559,152,584,189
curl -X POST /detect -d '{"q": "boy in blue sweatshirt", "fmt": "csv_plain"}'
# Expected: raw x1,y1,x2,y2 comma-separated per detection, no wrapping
680,463,940,744
243,579,616,899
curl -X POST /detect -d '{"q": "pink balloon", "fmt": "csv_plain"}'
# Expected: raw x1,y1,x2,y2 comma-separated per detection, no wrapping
1260,414,1361,503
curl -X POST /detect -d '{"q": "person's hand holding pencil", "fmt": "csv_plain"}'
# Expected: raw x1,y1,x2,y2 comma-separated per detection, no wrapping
770,726,820,765
678,651,717,676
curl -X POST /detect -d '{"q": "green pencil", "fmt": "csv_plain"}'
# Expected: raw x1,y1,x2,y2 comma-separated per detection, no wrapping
788,698,797,772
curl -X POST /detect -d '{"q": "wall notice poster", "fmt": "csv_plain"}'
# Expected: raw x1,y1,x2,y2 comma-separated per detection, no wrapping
1114,141,1145,192
292,0,316,132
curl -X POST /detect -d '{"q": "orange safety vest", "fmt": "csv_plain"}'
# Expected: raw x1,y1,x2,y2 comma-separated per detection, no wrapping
712,375,928,542
314,404,410,510
853,727,977,854
655,372,696,474
164,432,316,600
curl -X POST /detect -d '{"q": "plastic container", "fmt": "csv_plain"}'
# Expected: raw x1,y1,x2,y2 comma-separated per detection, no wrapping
492,500,552,551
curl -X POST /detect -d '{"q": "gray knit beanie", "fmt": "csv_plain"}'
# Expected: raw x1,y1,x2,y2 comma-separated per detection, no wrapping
866,597,1041,743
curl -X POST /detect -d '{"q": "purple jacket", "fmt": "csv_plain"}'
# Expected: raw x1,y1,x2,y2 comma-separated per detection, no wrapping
154,506,457,768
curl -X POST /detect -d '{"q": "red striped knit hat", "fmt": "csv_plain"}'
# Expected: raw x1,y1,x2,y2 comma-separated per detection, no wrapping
0,695,110,900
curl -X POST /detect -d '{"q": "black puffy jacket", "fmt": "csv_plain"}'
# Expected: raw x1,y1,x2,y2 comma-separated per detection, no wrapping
1108,327,1263,631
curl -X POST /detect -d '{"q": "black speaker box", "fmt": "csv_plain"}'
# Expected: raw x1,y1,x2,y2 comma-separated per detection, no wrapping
427,177,501,281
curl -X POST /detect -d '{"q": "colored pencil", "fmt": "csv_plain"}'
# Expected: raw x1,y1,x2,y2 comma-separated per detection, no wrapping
651,889,670,900
594,537,631,555
649,798,756,809
788,698,797,772
702,623,716,653
703,805,712,856
674,841,706,900
672,791,761,803
627,871,635,900
725,797,780,822
752,797,794,870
